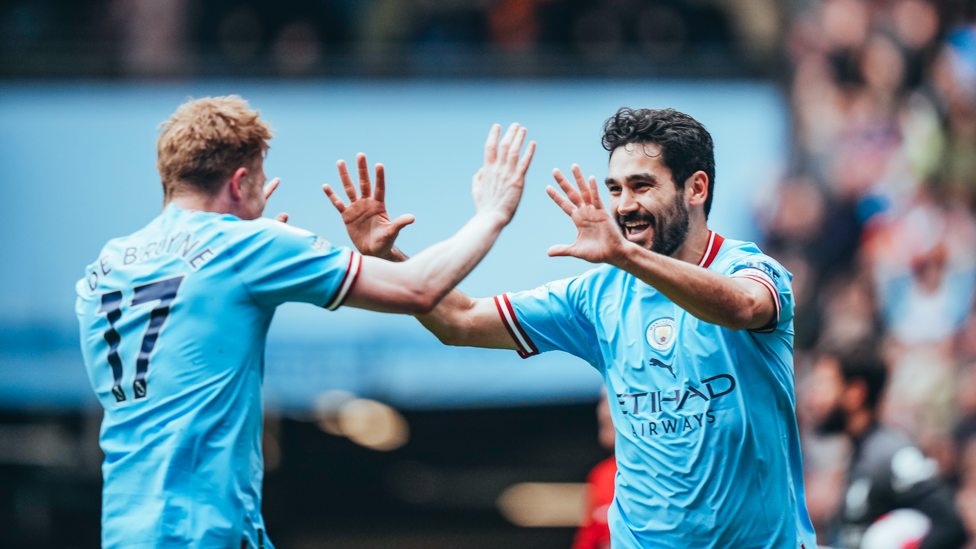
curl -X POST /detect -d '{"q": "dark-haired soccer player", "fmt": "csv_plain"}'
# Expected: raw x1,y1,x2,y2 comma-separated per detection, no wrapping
327,107,817,548
75,96,534,548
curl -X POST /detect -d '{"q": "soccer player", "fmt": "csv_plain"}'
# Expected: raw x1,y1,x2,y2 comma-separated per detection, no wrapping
75,96,535,548
808,346,967,549
327,107,818,547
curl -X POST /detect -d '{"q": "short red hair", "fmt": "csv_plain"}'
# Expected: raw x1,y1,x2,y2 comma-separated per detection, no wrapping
157,95,273,198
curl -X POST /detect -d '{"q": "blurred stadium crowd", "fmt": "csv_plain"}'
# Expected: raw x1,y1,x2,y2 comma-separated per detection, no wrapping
1,0,778,77
765,0,976,545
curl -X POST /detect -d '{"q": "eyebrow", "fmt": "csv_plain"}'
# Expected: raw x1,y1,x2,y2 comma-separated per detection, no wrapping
605,173,658,187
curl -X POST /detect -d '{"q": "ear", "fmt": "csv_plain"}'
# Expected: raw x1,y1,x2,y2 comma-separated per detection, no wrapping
685,171,708,208
228,168,249,202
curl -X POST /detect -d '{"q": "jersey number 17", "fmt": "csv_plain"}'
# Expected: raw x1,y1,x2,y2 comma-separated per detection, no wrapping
97,276,185,403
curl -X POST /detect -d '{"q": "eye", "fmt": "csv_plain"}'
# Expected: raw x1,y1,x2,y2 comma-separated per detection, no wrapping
608,185,621,195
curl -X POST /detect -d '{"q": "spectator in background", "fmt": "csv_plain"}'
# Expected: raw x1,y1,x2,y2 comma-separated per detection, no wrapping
807,345,967,549
771,4,976,542
572,390,616,549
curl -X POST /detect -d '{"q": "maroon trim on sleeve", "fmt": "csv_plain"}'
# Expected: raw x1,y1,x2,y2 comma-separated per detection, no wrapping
335,253,363,309
736,273,780,333
494,294,539,359
324,251,360,310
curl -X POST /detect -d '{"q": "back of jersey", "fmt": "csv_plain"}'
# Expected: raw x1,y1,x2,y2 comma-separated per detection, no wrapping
75,205,358,548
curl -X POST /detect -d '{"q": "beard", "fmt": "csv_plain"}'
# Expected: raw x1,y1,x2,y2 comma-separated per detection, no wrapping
619,191,690,257
815,405,847,435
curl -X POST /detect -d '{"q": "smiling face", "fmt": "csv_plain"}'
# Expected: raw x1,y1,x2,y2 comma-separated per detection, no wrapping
606,142,691,256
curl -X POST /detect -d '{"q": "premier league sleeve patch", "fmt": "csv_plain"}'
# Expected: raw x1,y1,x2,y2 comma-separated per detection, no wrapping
728,261,781,334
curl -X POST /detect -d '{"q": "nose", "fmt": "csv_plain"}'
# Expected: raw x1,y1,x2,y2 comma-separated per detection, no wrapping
617,187,638,215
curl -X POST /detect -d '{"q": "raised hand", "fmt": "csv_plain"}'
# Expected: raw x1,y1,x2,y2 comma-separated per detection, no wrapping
324,153,415,259
263,177,289,223
472,123,536,224
547,165,628,264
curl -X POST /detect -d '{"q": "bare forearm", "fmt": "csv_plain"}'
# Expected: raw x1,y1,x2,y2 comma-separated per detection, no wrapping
415,290,475,344
612,244,759,330
370,246,507,348
389,211,507,312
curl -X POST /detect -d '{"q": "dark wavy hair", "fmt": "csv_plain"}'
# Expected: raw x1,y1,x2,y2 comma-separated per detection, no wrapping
602,107,715,218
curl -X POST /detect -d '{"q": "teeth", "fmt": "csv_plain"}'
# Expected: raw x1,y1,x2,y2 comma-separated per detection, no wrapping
624,222,649,228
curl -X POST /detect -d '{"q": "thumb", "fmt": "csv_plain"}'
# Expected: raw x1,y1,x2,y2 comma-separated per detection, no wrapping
263,177,281,200
275,212,289,223
389,214,415,235
547,244,572,257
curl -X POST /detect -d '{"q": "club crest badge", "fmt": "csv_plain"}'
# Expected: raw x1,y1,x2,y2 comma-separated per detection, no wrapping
646,318,677,351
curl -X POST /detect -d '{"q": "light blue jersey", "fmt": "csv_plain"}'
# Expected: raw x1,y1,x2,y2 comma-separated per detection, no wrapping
75,204,361,548
495,232,816,548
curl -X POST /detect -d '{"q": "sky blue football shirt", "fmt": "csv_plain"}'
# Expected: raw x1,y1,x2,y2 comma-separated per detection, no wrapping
76,204,361,548
495,232,817,548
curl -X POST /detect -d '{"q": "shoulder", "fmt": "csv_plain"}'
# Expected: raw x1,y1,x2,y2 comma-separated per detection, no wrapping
528,265,616,294
581,264,621,286
507,266,615,319
218,215,304,239
713,238,790,282
224,217,333,253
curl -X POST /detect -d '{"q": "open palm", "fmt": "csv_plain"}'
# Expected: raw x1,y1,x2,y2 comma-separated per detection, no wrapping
323,154,415,258
547,165,628,264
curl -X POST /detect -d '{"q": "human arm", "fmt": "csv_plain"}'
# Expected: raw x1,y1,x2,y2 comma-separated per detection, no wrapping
323,123,536,315
545,165,775,331
322,142,590,354
322,149,518,346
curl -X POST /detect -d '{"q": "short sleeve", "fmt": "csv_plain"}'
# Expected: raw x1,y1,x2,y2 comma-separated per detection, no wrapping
724,254,793,334
233,220,361,310
495,277,599,364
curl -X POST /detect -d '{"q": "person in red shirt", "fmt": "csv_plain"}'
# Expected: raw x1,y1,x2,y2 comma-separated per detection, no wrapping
573,391,617,549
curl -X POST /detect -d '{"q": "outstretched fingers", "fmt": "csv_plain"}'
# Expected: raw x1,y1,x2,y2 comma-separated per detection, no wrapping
336,160,359,202
356,153,372,199
588,176,604,209
516,141,536,177
552,168,583,207
484,124,501,166
571,165,592,205
546,184,577,217
374,163,386,204
496,123,519,167
322,184,347,213
506,127,527,170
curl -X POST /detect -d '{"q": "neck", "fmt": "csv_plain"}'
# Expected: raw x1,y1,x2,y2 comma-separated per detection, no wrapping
671,216,711,265
165,191,233,216
845,408,874,439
